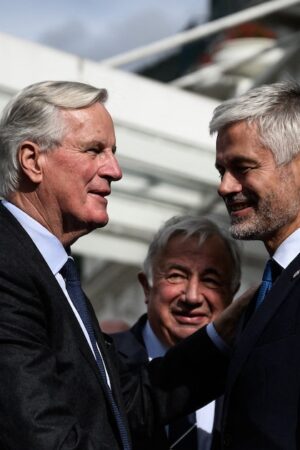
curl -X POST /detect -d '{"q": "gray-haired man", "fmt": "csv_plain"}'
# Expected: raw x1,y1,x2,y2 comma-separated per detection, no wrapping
113,215,241,450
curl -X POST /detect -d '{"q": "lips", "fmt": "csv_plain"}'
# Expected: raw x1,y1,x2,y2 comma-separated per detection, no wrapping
229,202,249,211
88,192,109,208
173,311,209,325
227,201,252,216
225,193,255,217
90,189,110,196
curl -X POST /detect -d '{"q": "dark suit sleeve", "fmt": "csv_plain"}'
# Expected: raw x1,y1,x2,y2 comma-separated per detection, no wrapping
0,267,97,450
118,326,228,440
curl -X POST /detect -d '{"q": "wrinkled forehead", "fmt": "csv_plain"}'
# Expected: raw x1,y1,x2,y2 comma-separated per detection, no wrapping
60,103,116,143
157,233,228,260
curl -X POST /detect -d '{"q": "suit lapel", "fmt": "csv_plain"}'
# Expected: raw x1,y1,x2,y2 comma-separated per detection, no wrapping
113,314,148,363
213,396,224,431
62,291,107,386
91,306,120,391
89,299,131,434
226,253,300,398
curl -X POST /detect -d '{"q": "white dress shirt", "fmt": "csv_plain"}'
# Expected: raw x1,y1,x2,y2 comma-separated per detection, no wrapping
142,320,215,449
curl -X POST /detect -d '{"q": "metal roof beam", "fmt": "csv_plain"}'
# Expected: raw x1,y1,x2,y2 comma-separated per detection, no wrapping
100,0,300,68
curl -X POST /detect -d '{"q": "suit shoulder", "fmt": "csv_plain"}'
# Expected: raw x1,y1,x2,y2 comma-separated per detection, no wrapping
111,328,148,367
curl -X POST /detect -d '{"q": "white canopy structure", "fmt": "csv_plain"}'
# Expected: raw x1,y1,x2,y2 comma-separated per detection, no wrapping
0,28,268,323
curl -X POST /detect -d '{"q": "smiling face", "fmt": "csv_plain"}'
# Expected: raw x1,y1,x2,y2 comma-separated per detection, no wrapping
35,102,122,244
140,234,235,347
215,121,300,252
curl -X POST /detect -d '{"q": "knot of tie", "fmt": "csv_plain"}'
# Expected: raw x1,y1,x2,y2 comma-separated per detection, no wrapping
60,258,79,283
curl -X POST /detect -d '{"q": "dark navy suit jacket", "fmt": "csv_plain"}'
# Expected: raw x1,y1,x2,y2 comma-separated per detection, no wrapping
221,253,300,449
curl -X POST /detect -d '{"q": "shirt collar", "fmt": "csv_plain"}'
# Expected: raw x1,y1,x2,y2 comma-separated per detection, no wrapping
142,320,169,359
2,200,68,275
273,228,300,269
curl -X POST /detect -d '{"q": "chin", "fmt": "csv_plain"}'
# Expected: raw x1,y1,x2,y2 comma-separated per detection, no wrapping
87,212,109,229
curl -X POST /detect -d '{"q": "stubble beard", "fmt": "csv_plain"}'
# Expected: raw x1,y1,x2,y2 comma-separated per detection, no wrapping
229,189,300,241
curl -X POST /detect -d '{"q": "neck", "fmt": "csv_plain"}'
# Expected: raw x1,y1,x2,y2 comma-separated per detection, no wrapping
7,191,72,246
264,222,300,256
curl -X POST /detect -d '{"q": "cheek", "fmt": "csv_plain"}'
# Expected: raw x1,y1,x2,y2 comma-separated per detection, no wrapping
66,158,98,187
148,286,178,315
206,292,230,313
84,164,99,182
158,285,182,304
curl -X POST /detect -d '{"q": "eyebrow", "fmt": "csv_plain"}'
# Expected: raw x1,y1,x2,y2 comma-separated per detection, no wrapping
215,156,257,168
165,264,223,278
165,263,189,272
202,267,222,277
83,140,117,153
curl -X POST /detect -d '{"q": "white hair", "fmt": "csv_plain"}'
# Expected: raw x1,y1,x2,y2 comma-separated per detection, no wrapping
0,80,107,197
210,81,300,165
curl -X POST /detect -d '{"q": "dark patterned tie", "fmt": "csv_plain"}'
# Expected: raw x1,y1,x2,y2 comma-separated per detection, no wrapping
61,257,131,450
168,412,198,449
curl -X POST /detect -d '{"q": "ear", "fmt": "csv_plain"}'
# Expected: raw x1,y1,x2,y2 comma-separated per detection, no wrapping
18,141,44,184
138,272,151,304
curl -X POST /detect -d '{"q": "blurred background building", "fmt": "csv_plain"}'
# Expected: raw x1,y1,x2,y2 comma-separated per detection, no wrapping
0,0,299,324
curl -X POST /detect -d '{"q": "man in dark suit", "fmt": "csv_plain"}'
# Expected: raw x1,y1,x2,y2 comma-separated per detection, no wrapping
210,80,300,449
113,215,241,450
0,80,237,450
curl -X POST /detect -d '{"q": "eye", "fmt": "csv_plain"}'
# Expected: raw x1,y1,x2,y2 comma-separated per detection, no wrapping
202,276,222,289
237,166,251,174
233,163,257,176
86,147,101,155
166,272,187,284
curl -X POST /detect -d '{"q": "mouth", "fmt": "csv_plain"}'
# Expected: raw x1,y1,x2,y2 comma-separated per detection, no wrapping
89,190,110,198
88,192,109,207
89,188,110,195
225,196,255,219
229,202,251,214
173,311,209,326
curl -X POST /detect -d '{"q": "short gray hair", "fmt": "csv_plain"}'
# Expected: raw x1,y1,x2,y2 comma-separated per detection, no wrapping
210,81,300,166
0,80,107,197
142,215,241,293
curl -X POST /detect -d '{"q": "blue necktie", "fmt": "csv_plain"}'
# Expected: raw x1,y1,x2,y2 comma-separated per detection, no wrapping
255,259,274,310
61,257,131,450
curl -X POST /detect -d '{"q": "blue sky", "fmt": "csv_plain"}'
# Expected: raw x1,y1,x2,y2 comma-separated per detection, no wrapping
0,0,209,61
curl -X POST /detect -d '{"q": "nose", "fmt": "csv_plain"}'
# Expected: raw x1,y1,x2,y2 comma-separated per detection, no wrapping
185,278,202,305
104,152,122,182
218,171,242,198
